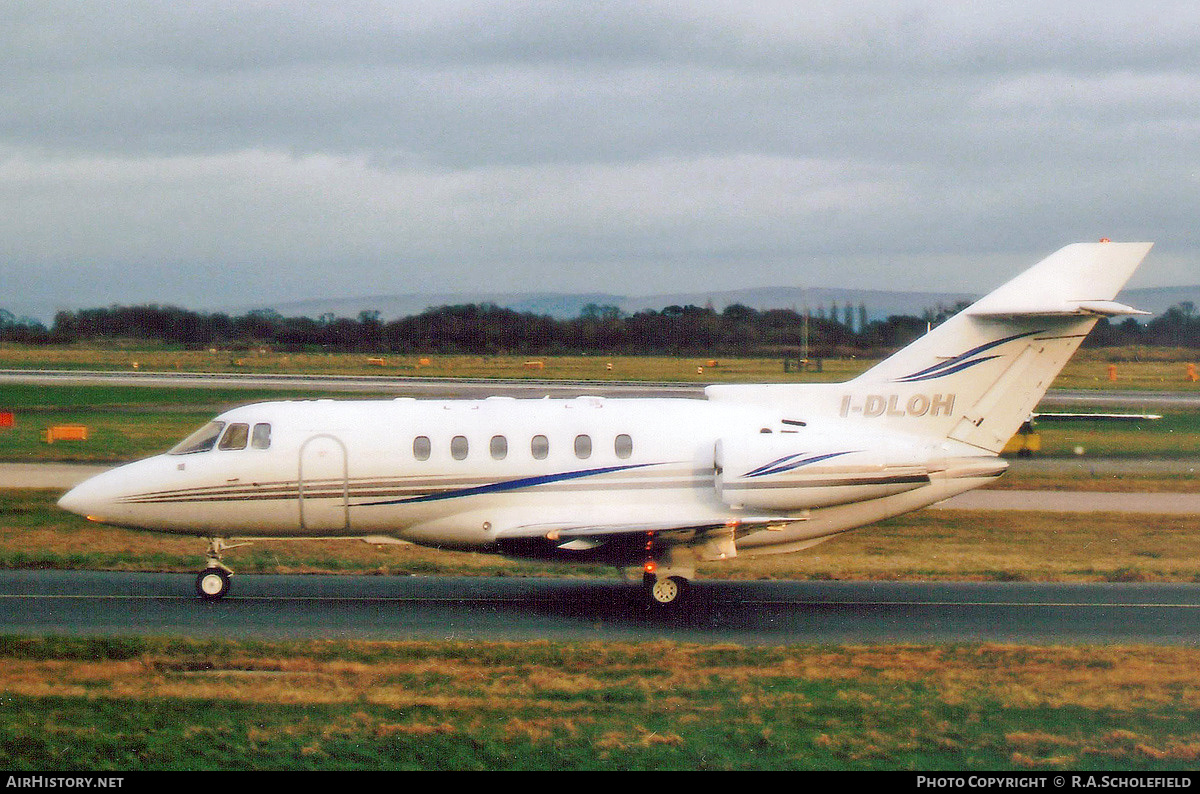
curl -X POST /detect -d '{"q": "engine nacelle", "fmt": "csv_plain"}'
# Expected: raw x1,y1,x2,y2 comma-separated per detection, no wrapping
714,435,932,510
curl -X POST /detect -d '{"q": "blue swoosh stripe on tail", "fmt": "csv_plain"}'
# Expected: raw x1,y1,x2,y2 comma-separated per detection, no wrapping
892,330,1042,383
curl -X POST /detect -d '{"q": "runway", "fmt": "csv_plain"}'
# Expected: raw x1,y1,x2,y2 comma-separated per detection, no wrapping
3,569,1199,645
0,368,701,399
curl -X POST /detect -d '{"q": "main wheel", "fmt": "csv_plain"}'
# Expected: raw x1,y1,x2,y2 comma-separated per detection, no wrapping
196,567,231,600
646,575,688,607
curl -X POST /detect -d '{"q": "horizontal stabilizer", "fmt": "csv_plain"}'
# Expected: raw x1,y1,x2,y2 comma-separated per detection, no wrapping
1031,412,1162,422
965,241,1153,317
969,299,1149,318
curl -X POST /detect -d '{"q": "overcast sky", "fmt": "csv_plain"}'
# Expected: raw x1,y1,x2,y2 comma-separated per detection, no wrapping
2,1,1197,317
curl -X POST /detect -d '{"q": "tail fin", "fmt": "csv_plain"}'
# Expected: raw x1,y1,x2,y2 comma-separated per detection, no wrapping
848,241,1153,451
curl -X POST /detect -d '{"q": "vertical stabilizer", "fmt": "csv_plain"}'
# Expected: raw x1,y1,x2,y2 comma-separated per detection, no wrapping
843,242,1153,451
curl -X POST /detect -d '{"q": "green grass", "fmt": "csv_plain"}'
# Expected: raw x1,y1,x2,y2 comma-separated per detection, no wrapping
2,379,1199,463
1,637,1199,770
0,383,381,462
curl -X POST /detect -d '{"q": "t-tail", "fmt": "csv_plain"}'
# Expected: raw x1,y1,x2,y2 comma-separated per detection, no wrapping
707,241,1153,454
841,241,1153,451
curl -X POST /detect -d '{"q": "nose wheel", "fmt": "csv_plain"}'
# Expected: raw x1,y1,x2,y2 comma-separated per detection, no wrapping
195,537,246,600
196,567,231,600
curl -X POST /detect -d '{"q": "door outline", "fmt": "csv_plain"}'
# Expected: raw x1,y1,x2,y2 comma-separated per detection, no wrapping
298,434,349,532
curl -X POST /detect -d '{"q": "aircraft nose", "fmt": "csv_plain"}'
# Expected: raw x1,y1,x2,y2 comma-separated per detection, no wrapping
57,477,107,519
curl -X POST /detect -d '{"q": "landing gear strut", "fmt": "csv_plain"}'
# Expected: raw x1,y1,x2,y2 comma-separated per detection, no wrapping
195,538,246,601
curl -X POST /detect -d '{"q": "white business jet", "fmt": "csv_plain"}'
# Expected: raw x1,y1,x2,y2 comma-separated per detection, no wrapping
58,242,1153,607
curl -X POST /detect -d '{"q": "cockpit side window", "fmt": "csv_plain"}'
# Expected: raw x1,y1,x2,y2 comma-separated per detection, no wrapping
218,423,249,450
169,421,226,455
251,423,272,449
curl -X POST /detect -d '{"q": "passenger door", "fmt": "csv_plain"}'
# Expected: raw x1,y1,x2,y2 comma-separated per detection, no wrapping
299,434,349,532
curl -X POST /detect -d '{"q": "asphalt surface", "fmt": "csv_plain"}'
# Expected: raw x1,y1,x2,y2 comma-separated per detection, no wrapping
0,368,703,399
3,569,1199,645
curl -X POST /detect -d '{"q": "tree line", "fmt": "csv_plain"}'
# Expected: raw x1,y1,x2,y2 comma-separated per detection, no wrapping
1,300,1197,355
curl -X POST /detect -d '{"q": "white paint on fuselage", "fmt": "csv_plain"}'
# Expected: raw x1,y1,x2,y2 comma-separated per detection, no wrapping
58,393,979,556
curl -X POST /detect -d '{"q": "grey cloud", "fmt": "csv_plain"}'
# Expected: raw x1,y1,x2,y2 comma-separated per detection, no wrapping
1,1,1196,316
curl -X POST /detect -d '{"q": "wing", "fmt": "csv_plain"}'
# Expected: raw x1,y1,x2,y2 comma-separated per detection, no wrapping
492,514,804,543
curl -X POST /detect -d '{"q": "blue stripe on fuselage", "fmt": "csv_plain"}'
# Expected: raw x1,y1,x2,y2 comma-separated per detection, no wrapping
357,462,663,506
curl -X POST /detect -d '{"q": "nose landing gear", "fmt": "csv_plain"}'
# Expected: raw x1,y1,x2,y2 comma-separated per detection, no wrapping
195,538,248,601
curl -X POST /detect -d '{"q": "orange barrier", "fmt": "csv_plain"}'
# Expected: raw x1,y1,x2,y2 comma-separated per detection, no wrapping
43,425,88,443
1188,364,1198,383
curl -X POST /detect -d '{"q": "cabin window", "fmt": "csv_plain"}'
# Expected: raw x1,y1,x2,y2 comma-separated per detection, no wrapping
413,436,431,461
251,423,272,449
615,433,633,459
218,423,249,451
169,421,226,455
451,435,469,460
574,434,592,459
531,434,549,460
490,435,507,460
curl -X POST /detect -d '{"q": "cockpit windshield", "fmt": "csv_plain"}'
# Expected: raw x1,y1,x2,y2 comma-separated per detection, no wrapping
169,421,226,455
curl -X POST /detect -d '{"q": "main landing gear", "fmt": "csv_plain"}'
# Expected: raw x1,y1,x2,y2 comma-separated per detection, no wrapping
641,560,693,608
195,538,246,601
644,572,689,607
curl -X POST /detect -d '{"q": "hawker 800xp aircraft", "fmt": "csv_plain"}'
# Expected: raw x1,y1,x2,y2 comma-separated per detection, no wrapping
58,242,1154,607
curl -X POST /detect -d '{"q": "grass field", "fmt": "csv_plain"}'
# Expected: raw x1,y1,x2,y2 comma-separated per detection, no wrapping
1014,413,1200,460
0,383,314,462
2,380,1198,464
2,342,1197,387
2,636,1200,770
